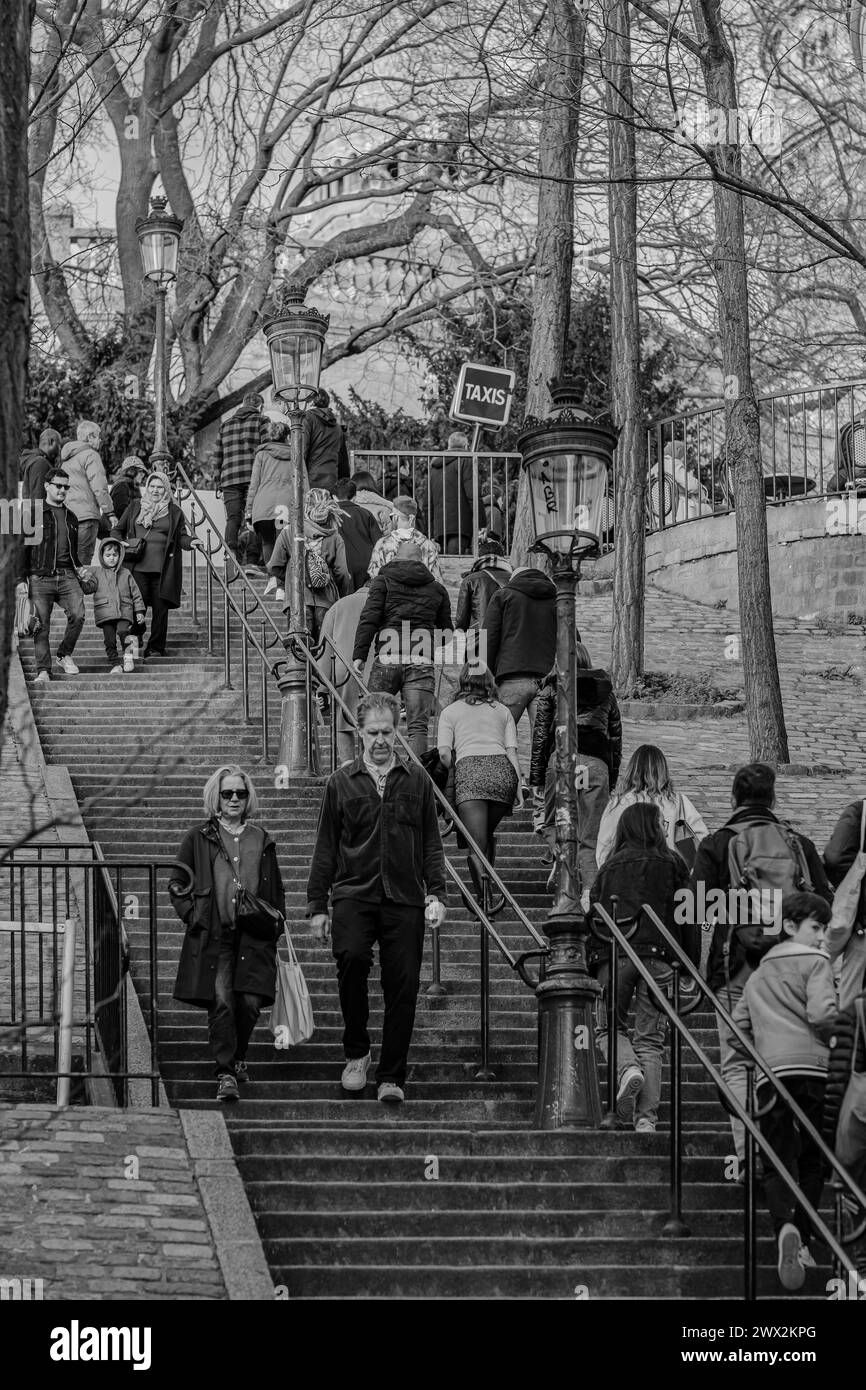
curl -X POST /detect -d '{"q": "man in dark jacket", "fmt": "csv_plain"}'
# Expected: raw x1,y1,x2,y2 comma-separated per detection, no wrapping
20,428,61,499
481,564,557,749
109,457,146,519
213,391,267,562
353,541,453,757
303,388,348,492
429,431,483,553
693,762,832,1167
19,468,86,682
307,691,447,1102
454,538,512,631
333,477,382,589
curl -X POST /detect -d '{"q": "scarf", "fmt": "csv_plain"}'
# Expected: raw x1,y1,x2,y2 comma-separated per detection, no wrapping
363,754,396,798
138,472,172,529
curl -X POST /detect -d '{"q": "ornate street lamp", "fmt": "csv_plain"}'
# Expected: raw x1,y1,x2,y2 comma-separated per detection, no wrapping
263,283,330,778
519,377,617,1130
135,196,183,474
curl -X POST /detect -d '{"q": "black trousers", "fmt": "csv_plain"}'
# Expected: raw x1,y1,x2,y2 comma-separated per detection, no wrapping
758,1075,827,1242
131,570,170,655
99,618,132,662
331,897,425,1087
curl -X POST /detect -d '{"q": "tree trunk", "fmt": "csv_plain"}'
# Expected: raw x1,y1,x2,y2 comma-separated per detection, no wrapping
0,0,31,747
690,0,789,762
512,0,585,567
605,0,646,694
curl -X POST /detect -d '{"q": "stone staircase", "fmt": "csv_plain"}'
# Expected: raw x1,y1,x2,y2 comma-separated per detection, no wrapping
15,556,834,1299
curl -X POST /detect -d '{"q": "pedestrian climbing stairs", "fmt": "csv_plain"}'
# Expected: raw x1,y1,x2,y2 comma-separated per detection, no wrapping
15,557,835,1298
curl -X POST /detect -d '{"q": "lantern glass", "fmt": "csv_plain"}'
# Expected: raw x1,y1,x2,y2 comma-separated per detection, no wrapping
139,228,180,286
526,451,608,554
267,329,324,404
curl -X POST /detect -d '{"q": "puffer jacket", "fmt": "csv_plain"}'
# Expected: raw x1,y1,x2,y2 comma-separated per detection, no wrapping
529,669,622,787
454,556,512,630
481,568,557,680
245,442,294,525
60,440,113,521
353,559,453,663
730,940,838,1077
84,539,144,623
588,848,696,969
823,991,866,1146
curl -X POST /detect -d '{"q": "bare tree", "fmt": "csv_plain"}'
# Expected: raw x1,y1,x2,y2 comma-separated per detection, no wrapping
0,0,32,749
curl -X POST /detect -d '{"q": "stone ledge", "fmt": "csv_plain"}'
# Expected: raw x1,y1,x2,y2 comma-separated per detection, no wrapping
618,699,746,721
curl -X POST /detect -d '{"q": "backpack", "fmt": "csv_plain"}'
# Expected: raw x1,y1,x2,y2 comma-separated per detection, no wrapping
304,538,331,591
726,816,813,916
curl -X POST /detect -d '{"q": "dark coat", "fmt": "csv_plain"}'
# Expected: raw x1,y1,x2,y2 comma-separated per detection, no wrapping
481,569,557,681
169,819,286,1007
429,455,481,545
114,499,192,609
454,557,511,630
110,477,140,518
589,848,696,969
353,559,453,663
529,670,622,788
825,799,866,924
20,503,81,580
823,992,866,1146
20,448,53,500
303,407,345,491
695,805,832,992
338,499,382,589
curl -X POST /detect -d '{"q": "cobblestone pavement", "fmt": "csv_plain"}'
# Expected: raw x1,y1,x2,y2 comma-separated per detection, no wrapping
0,1105,226,1300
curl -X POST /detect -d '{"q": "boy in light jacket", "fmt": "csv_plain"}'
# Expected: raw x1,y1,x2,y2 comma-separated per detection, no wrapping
731,891,836,1292
85,538,145,672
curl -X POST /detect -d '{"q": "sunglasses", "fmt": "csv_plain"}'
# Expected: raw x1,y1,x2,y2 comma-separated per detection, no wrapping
50,483,70,491
220,788,249,800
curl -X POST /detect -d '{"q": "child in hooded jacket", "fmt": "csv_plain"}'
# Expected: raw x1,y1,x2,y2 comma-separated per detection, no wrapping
730,891,837,1292
84,538,145,672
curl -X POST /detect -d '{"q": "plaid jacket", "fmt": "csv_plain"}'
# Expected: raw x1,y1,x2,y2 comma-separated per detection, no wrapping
213,406,268,490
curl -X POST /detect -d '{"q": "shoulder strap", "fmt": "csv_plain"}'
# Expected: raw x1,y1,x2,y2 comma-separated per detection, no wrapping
214,830,244,892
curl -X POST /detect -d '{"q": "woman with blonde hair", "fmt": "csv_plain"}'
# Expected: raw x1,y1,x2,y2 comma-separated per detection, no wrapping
437,662,522,904
595,743,708,869
168,765,285,1104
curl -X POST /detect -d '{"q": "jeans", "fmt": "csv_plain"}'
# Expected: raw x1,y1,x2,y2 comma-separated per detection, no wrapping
758,1076,827,1242
206,937,265,1076
76,518,99,564
30,571,85,673
131,570,170,654
253,519,277,565
223,485,249,558
99,618,131,663
595,957,669,1125
498,675,543,754
716,981,748,1163
331,898,425,1087
542,752,609,894
368,659,435,758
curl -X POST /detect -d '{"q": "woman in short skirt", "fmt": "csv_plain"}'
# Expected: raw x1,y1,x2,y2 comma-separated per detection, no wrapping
437,663,522,900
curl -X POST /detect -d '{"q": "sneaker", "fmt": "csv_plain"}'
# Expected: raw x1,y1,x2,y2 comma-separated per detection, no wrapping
615,1064,645,1122
216,1072,239,1104
341,1053,371,1092
274,587,286,603
634,1117,656,1134
33,671,50,684
777,1222,806,1291
798,1244,817,1270
377,1081,405,1104
55,655,79,675
235,1060,249,1085
263,576,278,596
122,651,135,673
110,665,123,674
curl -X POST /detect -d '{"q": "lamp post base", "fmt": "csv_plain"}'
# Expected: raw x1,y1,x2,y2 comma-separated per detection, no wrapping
277,666,319,779
533,914,603,1130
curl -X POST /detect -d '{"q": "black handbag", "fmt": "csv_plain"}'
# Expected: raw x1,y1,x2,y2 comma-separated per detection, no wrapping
123,533,148,563
216,836,284,942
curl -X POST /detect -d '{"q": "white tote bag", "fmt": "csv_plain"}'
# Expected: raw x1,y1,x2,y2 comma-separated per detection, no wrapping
269,924,314,1047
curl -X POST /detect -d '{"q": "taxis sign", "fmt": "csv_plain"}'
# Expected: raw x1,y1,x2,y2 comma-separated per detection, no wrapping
451,362,516,427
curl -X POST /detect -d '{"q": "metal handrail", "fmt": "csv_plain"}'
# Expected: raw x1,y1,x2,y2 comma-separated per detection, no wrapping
591,903,861,1289
173,463,550,1069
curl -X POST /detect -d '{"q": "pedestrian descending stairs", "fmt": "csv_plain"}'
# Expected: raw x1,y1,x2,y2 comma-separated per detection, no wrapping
16,558,833,1298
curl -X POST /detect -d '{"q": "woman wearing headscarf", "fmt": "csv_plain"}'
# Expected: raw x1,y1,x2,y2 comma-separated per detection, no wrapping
267,487,351,640
113,469,198,659
168,765,286,1105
